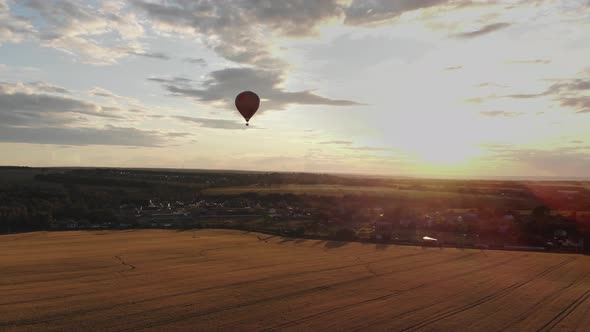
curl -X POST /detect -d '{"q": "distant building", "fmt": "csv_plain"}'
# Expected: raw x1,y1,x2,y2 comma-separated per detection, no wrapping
51,219,79,230
374,221,393,240
138,212,192,227
0,205,28,219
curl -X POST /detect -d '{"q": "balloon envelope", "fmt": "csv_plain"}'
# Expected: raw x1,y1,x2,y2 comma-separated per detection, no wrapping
235,91,260,124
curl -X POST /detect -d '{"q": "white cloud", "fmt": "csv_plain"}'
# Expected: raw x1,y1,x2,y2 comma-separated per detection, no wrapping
0,0,35,44
18,0,147,64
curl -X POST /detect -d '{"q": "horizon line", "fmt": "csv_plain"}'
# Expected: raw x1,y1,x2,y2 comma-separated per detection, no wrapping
2,165,589,182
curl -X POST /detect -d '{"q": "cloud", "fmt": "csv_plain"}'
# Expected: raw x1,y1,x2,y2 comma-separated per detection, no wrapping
85,87,143,107
473,82,508,88
464,97,484,103
502,92,546,99
444,65,463,71
0,0,35,44
560,96,590,113
21,0,145,64
150,67,362,111
87,87,117,98
0,82,126,127
243,0,343,37
131,0,489,68
131,0,507,68
482,144,590,176
0,93,120,120
0,125,174,147
474,77,590,114
184,57,207,66
128,108,147,114
173,115,249,129
318,140,352,145
479,111,524,117
548,79,590,94
148,76,193,87
521,78,590,113
505,59,551,65
344,0,450,26
453,22,511,39
133,0,311,68
347,146,398,152
127,51,171,60
26,82,69,94
0,81,189,146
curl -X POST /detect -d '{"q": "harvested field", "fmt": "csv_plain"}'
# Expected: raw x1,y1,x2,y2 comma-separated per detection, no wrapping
203,184,497,198
1,230,589,331
202,184,535,208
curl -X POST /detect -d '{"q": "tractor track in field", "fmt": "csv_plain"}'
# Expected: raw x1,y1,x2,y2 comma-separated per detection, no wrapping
110,251,463,330
111,252,502,332
114,256,136,272
536,289,590,332
352,277,498,331
497,270,590,331
259,254,527,331
198,245,245,257
397,257,577,332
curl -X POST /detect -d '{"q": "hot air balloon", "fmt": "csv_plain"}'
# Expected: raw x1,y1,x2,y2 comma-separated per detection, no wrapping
235,91,260,126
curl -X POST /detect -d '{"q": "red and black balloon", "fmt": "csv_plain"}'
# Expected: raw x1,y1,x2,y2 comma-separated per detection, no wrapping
235,91,260,126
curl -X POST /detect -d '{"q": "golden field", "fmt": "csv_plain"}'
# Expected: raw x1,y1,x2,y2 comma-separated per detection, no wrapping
1,230,589,331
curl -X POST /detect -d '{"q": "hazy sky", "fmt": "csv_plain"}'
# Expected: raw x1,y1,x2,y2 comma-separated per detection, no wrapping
1,0,589,177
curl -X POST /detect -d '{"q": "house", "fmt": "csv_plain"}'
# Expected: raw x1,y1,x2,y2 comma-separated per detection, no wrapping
374,221,393,240
138,212,192,227
51,219,79,230
0,205,28,219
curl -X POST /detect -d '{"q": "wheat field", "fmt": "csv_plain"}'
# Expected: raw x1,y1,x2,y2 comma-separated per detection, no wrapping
1,230,589,331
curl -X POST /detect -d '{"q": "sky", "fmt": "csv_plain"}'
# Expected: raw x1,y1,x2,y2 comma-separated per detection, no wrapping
1,0,590,178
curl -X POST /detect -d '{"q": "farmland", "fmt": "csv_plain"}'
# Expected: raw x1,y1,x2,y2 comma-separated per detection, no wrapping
1,230,589,331
203,184,500,198
203,184,536,208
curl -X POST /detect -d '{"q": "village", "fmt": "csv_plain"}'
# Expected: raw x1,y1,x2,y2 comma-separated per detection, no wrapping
45,196,590,253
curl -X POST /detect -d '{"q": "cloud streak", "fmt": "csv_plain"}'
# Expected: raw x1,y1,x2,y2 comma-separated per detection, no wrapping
471,77,590,114
318,140,352,145
505,59,551,65
0,81,191,146
150,67,362,112
0,90,124,124
184,57,207,66
444,65,463,71
453,23,511,39
0,125,175,147
479,111,524,117
173,116,249,130
127,51,171,60
344,0,450,26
